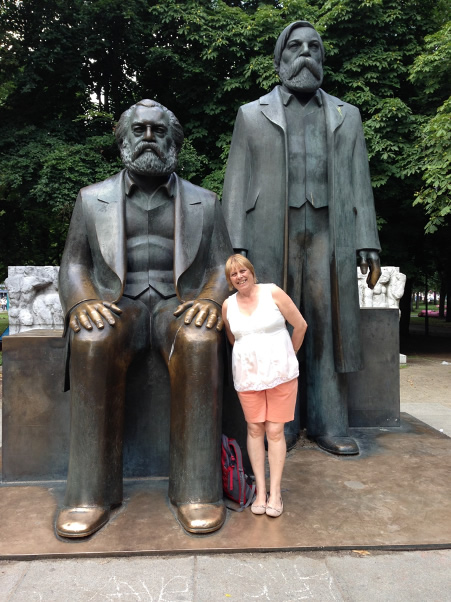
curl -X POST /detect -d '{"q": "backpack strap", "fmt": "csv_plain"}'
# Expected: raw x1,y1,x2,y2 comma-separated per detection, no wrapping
228,439,256,509
221,435,257,511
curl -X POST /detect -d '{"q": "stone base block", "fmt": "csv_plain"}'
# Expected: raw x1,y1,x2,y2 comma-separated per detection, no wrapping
348,309,400,427
2,308,401,482
2,330,170,481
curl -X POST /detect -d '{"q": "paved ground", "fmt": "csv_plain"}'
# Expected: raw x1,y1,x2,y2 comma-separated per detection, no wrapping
1,328,450,601
400,331,451,437
1,550,451,601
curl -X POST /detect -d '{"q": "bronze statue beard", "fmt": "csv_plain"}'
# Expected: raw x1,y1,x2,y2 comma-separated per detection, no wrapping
120,139,178,176
279,56,323,94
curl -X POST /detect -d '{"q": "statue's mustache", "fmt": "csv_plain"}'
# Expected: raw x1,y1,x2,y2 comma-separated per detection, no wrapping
287,56,322,80
132,142,164,161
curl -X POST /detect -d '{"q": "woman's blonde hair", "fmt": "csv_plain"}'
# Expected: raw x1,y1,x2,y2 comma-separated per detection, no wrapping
224,254,258,289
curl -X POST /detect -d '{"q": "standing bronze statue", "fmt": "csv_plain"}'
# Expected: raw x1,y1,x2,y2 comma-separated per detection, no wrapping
222,22,381,456
57,99,232,538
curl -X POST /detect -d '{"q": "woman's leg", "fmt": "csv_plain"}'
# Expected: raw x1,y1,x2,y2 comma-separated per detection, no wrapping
266,421,286,510
247,422,267,506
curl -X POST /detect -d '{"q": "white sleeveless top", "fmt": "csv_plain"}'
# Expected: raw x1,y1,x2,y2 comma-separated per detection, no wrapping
227,284,299,392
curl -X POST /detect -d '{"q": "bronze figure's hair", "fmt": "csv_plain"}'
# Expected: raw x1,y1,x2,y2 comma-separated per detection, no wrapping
273,21,325,72
225,254,258,289
114,99,185,153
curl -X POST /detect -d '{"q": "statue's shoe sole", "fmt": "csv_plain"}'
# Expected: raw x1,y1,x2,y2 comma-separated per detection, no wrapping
56,506,110,538
175,501,226,534
316,435,359,455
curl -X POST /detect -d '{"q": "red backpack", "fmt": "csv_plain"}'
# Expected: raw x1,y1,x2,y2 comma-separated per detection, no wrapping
221,434,256,511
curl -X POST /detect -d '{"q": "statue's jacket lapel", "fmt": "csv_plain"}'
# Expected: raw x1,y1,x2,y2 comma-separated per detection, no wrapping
320,92,363,372
173,175,203,299
258,88,363,372
84,170,126,304
87,171,207,304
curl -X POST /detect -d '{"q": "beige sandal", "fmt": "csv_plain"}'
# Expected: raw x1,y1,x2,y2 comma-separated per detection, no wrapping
266,496,283,518
251,494,268,515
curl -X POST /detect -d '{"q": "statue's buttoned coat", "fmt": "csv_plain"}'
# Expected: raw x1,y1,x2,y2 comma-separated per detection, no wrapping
59,170,232,328
222,87,380,373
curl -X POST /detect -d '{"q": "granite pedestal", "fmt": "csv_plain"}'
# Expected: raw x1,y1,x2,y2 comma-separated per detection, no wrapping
2,330,170,481
2,309,400,482
348,308,400,427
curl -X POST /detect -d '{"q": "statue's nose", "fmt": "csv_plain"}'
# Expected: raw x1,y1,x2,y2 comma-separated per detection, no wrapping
300,42,310,56
143,126,155,141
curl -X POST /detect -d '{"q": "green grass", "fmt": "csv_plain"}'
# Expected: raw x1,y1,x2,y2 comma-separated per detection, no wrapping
0,310,8,366
412,301,441,311
0,311,8,335
411,312,444,320
410,301,451,328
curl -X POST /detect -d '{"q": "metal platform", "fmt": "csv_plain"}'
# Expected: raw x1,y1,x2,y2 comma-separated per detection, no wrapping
1,414,450,559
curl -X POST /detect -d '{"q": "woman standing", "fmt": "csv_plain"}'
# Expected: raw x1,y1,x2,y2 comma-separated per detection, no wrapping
222,254,307,517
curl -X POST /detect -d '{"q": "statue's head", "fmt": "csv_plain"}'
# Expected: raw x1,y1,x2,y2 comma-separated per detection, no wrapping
274,21,324,94
115,99,184,176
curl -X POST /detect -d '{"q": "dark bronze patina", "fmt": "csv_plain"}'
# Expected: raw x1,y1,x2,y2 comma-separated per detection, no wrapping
222,22,381,455
57,99,232,538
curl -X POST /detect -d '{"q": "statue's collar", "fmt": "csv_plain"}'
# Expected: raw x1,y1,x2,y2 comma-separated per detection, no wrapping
278,86,322,107
124,170,176,198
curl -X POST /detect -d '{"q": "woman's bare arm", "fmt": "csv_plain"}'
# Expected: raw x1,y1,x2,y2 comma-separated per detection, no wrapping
271,285,307,353
222,298,235,346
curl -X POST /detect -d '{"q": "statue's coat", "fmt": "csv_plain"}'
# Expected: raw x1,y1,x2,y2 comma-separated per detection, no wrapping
222,86,380,373
60,169,231,331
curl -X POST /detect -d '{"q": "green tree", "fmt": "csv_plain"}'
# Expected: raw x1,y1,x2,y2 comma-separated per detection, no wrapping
0,0,449,305
409,21,451,234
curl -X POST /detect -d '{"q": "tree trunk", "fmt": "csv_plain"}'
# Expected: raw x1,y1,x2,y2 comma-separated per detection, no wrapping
399,278,412,337
424,276,429,336
446,278,451,323
439,282,446,318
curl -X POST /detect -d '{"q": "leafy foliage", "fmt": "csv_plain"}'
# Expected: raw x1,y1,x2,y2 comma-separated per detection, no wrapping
412,99,451,233
0,0,450,296
408,21,451,234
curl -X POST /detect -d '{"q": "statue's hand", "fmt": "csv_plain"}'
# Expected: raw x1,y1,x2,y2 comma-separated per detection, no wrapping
357,250,381,290
69,300,122,333
173,299,224,331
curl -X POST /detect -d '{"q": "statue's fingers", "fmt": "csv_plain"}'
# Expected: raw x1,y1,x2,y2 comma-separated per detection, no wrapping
203,310,219,329
195,309,210,327
77,311,93,330
69,315,81,333
358,251,369,274
359,259,368,274
216,316,224,331
183,310,195,323
173,300,193,317
367,263,382,290
98,305,116,326
103,301,122,315
87,308,104,329
184,303,201,324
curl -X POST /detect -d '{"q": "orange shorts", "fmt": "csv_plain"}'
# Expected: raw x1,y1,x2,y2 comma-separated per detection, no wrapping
237,378,298,424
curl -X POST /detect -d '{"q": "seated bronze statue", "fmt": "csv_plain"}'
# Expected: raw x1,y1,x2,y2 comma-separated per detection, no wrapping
56,99,232,538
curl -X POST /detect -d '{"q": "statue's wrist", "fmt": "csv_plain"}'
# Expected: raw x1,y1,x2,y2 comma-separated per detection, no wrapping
68,298,99,315
197,298,221,309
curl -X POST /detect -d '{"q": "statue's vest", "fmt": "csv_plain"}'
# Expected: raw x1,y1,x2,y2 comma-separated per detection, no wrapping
124,191,176,300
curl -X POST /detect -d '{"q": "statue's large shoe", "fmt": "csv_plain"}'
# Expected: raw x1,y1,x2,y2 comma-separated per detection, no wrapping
56,506,111,538
285,432,298,451
316,435,359,456
176,501,226,534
